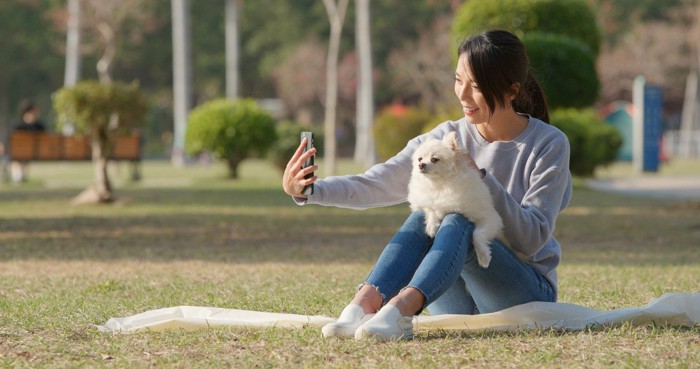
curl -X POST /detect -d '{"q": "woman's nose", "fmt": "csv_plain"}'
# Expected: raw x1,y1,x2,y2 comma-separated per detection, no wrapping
456,84,470,100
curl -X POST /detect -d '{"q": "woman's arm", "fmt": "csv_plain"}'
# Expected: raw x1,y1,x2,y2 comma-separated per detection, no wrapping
486,134,573,257
299,123,455,210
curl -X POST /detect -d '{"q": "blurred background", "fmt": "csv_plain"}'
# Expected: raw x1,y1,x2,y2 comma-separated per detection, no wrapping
0,0,698,176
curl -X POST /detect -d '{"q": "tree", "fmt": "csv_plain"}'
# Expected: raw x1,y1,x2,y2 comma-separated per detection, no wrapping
453,0,601,109
225,0,241,100
185,99,277,178
453,0,601,55
524,33,599,109
78,0,152,83
321,0,350,176
0,0,64,131
171,0,192,166
386,15,455,112
64,0,81,87
353,0,375,168
53,80,147,203
596,3,698,109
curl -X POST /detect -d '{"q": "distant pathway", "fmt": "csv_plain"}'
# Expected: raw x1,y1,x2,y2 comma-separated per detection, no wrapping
587,176,700,200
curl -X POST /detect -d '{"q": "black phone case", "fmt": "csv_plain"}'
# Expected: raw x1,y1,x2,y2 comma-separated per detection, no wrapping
301,131,314,196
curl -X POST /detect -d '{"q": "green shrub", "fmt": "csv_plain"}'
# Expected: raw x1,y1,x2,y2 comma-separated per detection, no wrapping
551,108,622,177
523,33,599,109
452,0,600,55
269,121,324,172
186,98,277,178
373,105,431,161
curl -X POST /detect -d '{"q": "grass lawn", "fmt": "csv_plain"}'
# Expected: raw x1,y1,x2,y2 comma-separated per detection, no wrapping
1,159,699,368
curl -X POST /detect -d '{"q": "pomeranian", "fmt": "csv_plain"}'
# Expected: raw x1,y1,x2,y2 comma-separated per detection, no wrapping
407,131,506,268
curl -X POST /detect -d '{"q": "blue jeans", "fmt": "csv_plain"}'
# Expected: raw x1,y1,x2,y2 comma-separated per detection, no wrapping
364,211,556,315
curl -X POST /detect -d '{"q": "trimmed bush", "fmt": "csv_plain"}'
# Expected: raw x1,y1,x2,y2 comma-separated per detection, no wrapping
551,108,622,177
524,33,599,109
186,98,277,178
452,0,600,55
269,121,324,172
374,105,431,161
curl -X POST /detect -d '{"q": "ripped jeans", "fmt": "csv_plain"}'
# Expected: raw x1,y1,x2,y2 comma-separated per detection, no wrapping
363,211,556,315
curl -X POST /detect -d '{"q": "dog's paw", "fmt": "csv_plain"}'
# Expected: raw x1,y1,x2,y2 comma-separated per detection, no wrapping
425,223,438,238
475,244,492,268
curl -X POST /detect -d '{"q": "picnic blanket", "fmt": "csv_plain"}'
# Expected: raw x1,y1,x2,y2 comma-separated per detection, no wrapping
97,293,700,334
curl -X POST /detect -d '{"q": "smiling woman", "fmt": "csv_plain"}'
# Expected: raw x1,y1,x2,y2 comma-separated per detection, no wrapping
282,29,573,341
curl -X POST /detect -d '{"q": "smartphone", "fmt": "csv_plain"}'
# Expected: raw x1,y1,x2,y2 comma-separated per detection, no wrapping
300,131,314,196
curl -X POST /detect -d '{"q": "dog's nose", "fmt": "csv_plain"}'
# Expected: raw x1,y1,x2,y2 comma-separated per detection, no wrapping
418,162,426,170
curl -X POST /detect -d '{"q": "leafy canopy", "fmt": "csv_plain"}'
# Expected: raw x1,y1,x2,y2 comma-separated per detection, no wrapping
452,0,601,55
52,80,148,135
185,98,277,161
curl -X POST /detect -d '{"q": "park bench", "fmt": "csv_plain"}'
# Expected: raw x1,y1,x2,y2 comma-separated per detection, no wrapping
6,131,142,181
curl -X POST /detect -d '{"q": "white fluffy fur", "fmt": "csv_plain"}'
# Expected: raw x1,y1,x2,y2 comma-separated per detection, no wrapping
407,131,506,268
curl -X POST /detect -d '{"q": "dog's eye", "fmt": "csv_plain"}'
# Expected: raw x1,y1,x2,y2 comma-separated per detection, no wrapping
417,157,423,162
431,157,439,163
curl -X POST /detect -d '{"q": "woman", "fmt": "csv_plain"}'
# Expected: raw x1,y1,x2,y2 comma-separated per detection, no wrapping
282,30,572,340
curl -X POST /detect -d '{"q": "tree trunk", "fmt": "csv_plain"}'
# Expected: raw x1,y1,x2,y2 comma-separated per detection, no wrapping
64,0,81,87
171,0,193,167
96,22,116,83
354,0,375,168
92,139,113,202
225,0,240,100
73,132,114,204
321,0,349,177
227,156,244,179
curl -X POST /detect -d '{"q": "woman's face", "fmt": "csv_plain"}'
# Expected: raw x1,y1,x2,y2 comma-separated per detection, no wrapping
454,55,491,124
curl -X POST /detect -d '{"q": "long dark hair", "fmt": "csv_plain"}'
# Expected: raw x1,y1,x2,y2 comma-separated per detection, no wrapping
457,30,549,123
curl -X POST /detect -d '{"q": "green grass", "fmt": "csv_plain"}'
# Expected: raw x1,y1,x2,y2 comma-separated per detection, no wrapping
1,159,699,368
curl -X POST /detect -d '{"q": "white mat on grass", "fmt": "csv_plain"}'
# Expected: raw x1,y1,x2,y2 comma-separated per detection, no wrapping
97,293,700,334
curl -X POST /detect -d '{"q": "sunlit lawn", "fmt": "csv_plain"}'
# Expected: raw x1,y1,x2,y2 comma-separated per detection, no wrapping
1,158,699,368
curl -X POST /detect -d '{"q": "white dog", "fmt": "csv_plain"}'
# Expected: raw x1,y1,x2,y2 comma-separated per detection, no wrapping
407,131,506,268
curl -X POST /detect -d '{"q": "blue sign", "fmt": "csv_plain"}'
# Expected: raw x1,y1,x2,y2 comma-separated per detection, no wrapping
642,85,663,172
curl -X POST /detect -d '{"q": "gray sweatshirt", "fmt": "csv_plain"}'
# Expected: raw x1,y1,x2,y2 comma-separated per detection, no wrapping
300,116,572,293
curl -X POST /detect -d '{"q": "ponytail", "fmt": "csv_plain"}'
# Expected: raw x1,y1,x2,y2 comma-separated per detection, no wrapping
513,70,549,123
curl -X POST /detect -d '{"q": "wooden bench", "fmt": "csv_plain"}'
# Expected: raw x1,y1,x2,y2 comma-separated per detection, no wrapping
6,131,142,180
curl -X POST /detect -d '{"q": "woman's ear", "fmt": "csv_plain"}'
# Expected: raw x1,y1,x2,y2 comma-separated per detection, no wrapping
509,82,521,101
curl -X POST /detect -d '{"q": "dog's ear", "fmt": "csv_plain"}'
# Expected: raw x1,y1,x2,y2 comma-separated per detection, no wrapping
443,131,458,152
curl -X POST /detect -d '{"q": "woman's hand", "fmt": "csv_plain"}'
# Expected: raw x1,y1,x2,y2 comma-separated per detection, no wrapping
282,137,318,198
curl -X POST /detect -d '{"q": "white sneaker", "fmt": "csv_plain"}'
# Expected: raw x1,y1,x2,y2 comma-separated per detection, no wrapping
321,304,375,338
354,304,413,341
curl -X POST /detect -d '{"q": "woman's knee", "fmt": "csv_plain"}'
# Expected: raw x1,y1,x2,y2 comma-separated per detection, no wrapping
401,210,427,231
441,213,476,230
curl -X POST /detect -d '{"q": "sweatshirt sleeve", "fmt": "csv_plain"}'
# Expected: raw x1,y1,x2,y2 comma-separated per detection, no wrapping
303,141,416,210
484,133,572,257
